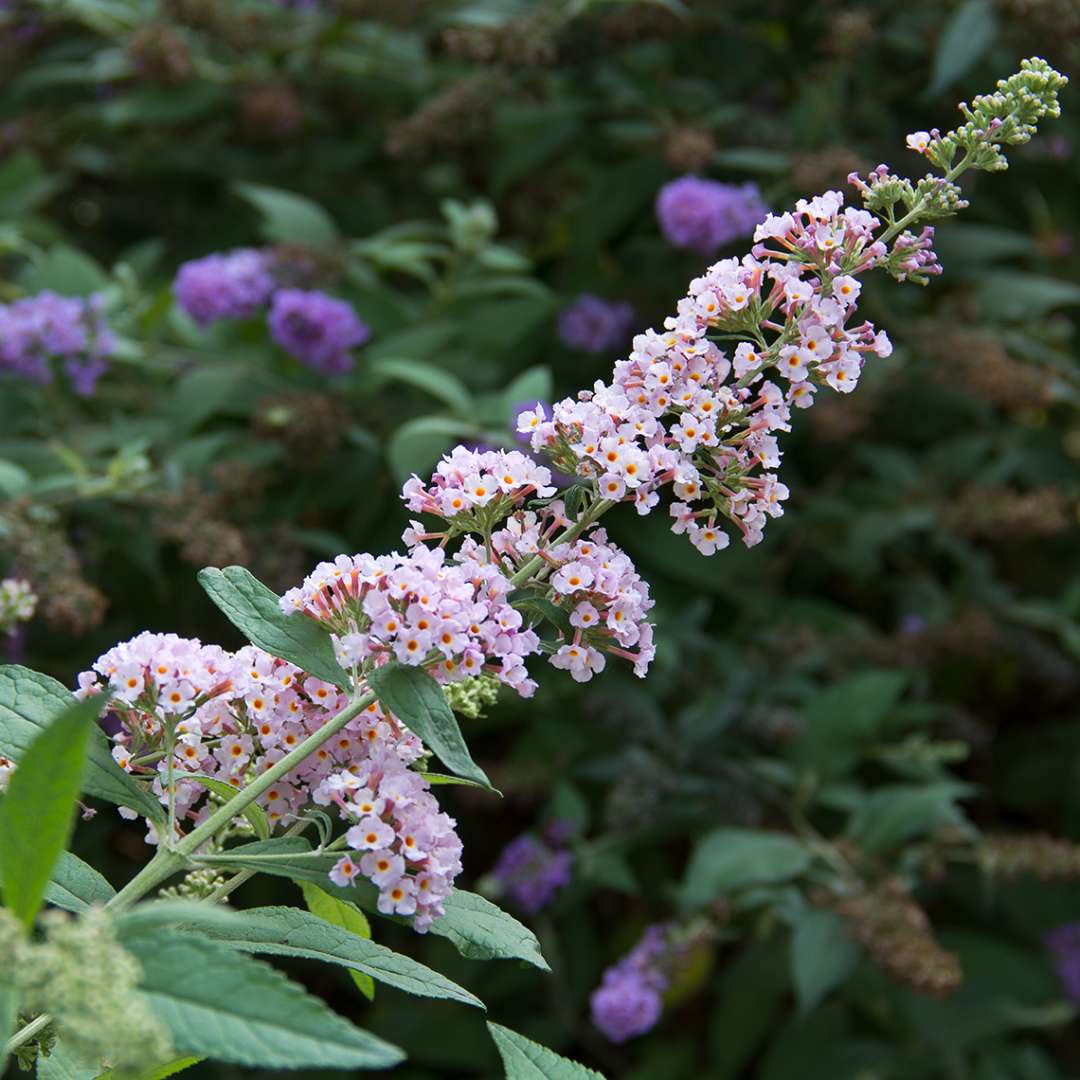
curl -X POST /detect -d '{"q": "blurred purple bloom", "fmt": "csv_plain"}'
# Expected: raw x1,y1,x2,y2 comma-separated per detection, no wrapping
591,924,670,1043
557,294,635,354
656,176,768,255
173,248,276,326
0,292,114,395
492,832,574,915
268,288,370,375
1045,923,1080,1002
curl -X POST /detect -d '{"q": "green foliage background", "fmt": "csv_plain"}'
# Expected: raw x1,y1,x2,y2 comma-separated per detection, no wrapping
2,0,1079,1076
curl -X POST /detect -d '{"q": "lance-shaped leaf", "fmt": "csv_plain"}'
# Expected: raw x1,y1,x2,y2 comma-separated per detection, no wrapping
487,1023,606,1079
197,566,349,691
0,695,102,928
192,838,548,969
0,850,115,915
367,662,494,790
195,904,483,1009
0,666,163,823
301,883,375,1000
0,981,18,1077
125,930,404,1070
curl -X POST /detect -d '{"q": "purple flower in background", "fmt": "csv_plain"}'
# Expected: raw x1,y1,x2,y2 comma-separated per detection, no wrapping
492,831,574,915
1045,923,1080,1002
0,292,114,396
557,294,635,354
268,288,370,375
591,924,670,1043
656,176,768,255
173,248,276,326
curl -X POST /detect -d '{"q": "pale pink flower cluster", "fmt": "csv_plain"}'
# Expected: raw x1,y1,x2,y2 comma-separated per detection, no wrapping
317,747,463,931
75,633,462,927
492,510,655,681
401,446,555,526
519,189,893,553
280,543,542,697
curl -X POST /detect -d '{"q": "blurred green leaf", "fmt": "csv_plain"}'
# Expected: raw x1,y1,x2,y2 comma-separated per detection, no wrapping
387,415,477,483
0,694,101,928
977,273,1080,320
370,357,473,416
0,150,61,220
233,183,340,247
790,909,861,1016
846,781,974,853
926,0,999,98
20,245,109,297
682,828,812,907
789,671,909,781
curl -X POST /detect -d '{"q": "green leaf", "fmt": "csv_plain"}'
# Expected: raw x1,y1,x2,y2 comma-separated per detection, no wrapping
789,671,908,781
976,272,1080,320
0,849,116,915
126,930,403,1070
501,366,552,422
370,357,473,417
926,0,999,98
96,1056,206,1080
192,839,548,969
0,666,163,823
708,939,790,1080
367,663,494,790
233,183,340,247
681,829,812,909
20,245,109,297
0,980,18,1076
184,774,270,840
418,772,493,791
846,782,973,853
301,883,375,1000
789,910,860,1016
0,150,61,220
511,594,573,640
44,851,116,912
112,899,249,935
386,415,476,484
486,1023,604,1079
0,696,104,928
435,890,548,970
204,904,485,1010
35,1037,101,1080
0,460,30,498
197,567,348,691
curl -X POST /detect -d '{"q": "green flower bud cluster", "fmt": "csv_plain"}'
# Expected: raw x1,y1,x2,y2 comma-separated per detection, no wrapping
442,672,501,719
159,866,229,899
7,908,172,1074
927,56,1069,174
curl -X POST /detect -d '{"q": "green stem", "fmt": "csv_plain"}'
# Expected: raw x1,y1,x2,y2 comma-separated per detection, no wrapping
508,497,615,588
106,689,376,912
203,818,311,904
878,150,974,248
4,1012,52,1059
